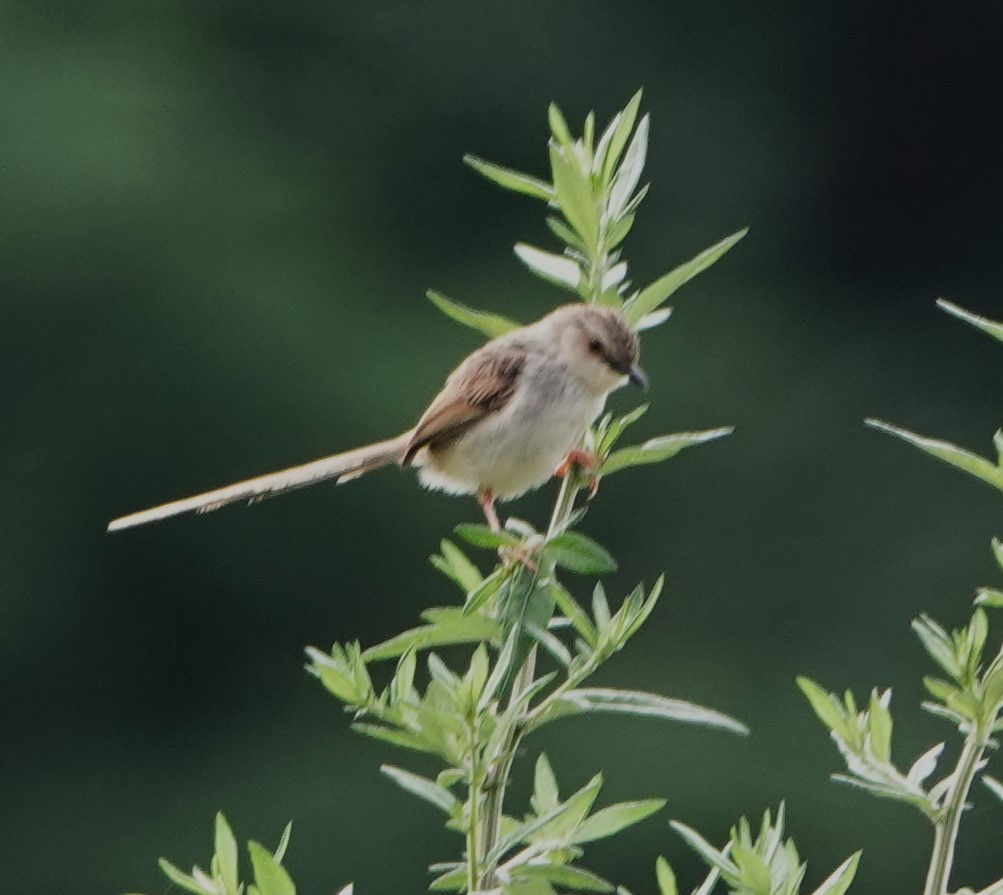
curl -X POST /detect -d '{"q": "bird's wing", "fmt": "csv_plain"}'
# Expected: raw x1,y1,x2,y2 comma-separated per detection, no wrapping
403,343,525,464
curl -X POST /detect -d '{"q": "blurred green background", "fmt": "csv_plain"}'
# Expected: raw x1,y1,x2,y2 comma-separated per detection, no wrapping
2,1,1002,893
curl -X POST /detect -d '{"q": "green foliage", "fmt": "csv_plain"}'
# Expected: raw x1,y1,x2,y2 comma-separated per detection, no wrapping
803,298,1003,895
448,89,746,330
129,813,326,895
667,804,860,895
131,94,748,895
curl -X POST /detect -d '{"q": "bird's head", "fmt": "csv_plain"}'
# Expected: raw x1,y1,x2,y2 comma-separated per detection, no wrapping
549,304,647,394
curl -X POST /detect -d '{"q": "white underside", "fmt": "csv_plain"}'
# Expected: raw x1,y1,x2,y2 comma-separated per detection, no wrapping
415,361,615,500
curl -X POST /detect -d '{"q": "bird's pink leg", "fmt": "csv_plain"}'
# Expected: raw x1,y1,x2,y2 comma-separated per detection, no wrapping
477,489,501,532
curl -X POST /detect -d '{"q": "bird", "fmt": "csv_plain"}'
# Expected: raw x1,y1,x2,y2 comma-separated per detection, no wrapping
107,303,647,533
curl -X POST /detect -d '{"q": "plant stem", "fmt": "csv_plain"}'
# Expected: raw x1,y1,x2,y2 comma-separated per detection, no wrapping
466,775,481,891
923,723,991,895
475,470,584,888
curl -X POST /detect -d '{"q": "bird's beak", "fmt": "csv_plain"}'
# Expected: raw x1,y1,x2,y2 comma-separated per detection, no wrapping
628,363,649,390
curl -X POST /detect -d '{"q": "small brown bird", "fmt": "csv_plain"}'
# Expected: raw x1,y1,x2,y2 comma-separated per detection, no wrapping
107,304,646,533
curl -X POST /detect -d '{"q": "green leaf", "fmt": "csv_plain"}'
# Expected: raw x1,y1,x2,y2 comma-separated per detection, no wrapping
993,538,1003,574
157,860,213,895
976,588,1003,609
513,864,614,893
541,688,748,735
571,799,666,844
485,800,577,867
597,90,643,184
604,211,635,251
865,419,1003,493
532,753,560,815
214,812,239,895
549,143,600,249
635,309,672,331
464,569,507,615
548,581,598,648
984,775,1003,803
548,102,574,147
463,154,555,202
547,215,586,252
455,523,521,550
273,822,292,864
248,841,295,895
351,722,431,754
623,229,748,324
602,427,733,476
608,115,649,218
937,298,1003,345
544,532,618,575
429,864,467,892
527,623,572,667
362,610,500,661
426,290,520,338
797,677,851,740
670,821,735,876
432,539,484,593
529,773,605,846
809,851,861,895
912,615,962,680
380,765,459,815
867,690,893,763
514,243,583,291
655,857,678,895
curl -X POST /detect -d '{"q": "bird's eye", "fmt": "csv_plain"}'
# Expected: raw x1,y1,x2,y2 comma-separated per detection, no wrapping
588,338,603,354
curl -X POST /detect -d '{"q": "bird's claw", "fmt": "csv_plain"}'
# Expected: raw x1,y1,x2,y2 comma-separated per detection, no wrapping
555,449,602,499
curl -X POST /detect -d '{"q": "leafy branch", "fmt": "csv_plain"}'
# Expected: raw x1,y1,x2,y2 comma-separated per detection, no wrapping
305,93,746,894
802,299,1003,895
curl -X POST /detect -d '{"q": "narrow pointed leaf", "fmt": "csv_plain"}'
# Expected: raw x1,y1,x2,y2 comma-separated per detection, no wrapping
544,531,618,575
624,229,748,324
541,688,747,734
937,299,1003,344
514,243,582,291
426,290,519,338
608,115,649,218
157,860,212,895
549,143,600,249
809,852,861,895
381,765,459,814
655,857,677,895
514,864,613,893
548,581,597,647
866,419,1003,492
214,813,239,895
635,308,672,331
532,753,560,814
273,822,292,864
463,154,555,202
984,775,1003,803
248,841,295,895
602,428,733,476
433,539,483,593
362,611,500,661
455,523,521,549
976,588,1003,608
571,799,666,843
670,821,735,875
600,90,643,183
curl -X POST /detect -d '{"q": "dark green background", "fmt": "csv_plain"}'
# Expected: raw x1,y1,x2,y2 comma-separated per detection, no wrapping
2,2,1002,893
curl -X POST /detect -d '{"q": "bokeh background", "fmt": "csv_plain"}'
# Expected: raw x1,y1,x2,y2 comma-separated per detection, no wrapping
3,2,1002,893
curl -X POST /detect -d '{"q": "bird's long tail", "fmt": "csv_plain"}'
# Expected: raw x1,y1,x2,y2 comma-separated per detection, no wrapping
107,432,413,532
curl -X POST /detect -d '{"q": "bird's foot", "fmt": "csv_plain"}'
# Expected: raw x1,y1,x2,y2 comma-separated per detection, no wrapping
502,541,540,573
555,449,602,499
